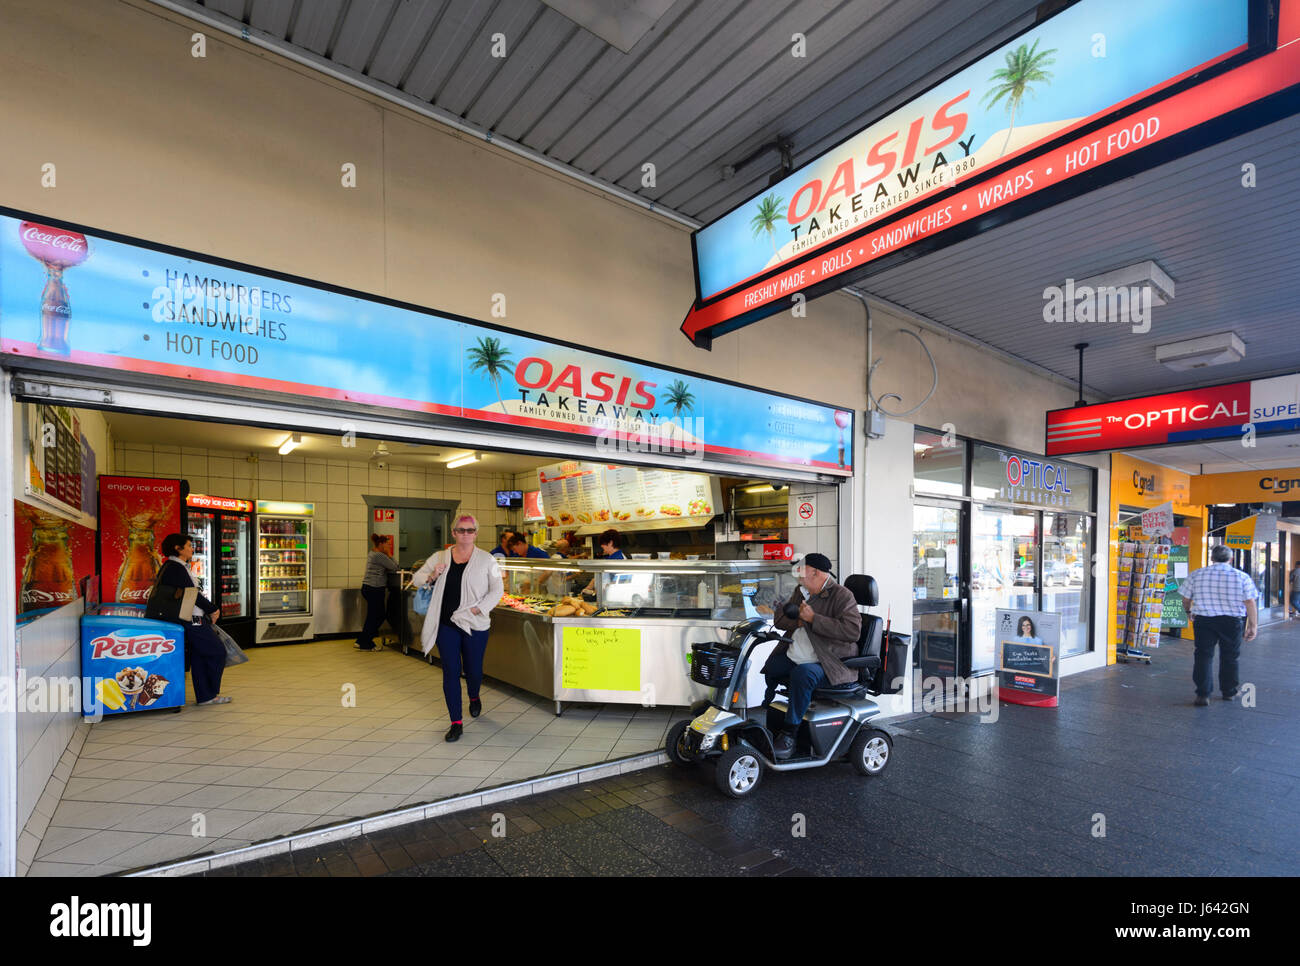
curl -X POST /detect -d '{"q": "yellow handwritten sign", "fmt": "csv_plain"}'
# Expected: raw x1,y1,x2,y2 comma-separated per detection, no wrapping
561,626,641,691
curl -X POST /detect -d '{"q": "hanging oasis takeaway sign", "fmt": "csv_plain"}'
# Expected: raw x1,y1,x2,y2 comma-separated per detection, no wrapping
681,0,1289,347
0,212,853,477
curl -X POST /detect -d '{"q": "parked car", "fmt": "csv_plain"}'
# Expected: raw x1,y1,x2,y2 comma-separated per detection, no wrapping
1013,565,1036,586
1043,561,1072,586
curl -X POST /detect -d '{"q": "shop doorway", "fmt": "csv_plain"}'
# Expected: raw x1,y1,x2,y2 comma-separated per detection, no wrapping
912,501,967,682
971,505,1038,677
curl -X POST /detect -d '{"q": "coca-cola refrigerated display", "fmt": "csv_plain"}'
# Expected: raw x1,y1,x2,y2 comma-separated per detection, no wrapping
255,501,315,644
185,493,255,649
97,476,182,605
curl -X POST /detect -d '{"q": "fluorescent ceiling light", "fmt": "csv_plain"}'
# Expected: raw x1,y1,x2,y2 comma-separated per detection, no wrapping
447,452,480,470
742,483,782,494
1074,260,1176,306
278,433,301,455
1155,332,1245,372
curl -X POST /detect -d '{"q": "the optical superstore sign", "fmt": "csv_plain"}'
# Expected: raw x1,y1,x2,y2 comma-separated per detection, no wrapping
1046,373,1300,456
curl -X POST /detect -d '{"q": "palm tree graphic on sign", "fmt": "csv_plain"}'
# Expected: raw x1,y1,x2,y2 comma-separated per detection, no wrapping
750,193,786,258
467,335,513,413
663,379,697,437
981,38,1057,158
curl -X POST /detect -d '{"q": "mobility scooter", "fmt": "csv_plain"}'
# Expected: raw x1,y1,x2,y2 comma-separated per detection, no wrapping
665,574,908,798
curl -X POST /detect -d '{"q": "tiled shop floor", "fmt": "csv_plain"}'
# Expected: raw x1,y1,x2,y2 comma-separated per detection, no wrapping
217,620,1300,877
26,639,677,876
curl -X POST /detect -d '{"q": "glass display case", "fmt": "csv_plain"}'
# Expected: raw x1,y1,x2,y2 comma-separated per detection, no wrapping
479,558,799,712
496,558,795,621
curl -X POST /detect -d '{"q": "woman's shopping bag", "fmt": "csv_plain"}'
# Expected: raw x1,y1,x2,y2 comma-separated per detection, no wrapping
213,622,250,667
413,583,434,616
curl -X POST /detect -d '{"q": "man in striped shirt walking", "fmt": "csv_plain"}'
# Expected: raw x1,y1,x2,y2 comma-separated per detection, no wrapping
1179,544,1259,707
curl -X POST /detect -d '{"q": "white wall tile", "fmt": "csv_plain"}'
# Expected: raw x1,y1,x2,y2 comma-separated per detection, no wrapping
154,453,182,476
258,458,282,482
348,464,368,485
304,461,327,484
259,481,282,500
180,454,207,476
282,483,306,501
281,460,305,483
327,464,348,485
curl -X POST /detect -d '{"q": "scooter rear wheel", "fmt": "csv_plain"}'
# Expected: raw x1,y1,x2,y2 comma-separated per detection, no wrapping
665,720,694,767
714,746,763,798
850,728,892,776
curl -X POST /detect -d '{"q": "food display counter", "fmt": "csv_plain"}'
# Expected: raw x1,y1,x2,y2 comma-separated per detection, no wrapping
487,558,796,713
391,558,795,712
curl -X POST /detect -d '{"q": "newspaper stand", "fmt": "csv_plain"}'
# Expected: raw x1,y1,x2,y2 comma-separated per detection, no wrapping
1114,539,1171,663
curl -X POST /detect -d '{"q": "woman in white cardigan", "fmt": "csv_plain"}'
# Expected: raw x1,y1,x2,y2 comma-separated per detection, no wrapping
412,513,504,742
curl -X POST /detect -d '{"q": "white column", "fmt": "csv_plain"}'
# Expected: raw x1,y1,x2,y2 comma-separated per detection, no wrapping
1,371,18,877
862,415,915,717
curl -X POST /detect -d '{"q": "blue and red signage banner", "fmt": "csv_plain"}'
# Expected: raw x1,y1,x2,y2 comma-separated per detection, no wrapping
1045,373,1300,456
0,213,854,476
682,0,1296,346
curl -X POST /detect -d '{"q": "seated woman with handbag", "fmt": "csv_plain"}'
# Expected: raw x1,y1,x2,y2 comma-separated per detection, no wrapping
147,532,231,706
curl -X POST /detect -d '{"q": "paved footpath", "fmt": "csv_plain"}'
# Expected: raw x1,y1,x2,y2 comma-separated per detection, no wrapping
203,620,1300,876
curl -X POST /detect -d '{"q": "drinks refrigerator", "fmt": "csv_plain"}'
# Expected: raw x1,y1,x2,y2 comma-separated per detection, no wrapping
255,501,315,644
184,494,255,649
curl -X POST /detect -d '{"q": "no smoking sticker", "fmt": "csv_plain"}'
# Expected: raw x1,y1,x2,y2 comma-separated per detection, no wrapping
798,502,814,520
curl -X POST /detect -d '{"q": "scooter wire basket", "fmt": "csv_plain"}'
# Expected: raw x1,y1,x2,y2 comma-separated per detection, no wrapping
689,643,740,688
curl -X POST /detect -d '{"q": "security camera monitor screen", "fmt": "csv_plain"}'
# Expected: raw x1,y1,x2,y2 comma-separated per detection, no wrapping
496,490,523,508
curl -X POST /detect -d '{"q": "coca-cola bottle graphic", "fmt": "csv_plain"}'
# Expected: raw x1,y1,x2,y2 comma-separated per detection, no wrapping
19,221,89,356
834,410,851,468
20,512,76,613
116,514,161,603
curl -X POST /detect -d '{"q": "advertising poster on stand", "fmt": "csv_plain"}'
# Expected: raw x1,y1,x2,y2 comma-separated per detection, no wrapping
996,608,1061,707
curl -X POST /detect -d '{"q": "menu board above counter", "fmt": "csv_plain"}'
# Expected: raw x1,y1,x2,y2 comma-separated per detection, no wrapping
539,461,722,532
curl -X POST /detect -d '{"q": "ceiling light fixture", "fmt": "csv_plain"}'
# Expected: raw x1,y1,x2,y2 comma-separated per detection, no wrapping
1073,260,1176,306
278,433,301,456
447,453,480,470
1155,332,1246,372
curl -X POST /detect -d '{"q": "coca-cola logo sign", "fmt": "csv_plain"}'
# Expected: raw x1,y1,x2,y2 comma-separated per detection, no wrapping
90,631,177,661
19,221,89,268
21,588,75,605
117,587,152,602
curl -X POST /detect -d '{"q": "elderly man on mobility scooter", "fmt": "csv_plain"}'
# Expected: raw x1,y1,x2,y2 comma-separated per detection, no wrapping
764,553,862,759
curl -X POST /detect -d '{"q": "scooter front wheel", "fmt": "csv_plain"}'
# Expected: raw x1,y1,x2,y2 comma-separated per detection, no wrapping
850,728,892,776
714,746,763,798
665,720,695,767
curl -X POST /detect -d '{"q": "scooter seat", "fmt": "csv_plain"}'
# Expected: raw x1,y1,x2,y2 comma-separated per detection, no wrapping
812,682,867,700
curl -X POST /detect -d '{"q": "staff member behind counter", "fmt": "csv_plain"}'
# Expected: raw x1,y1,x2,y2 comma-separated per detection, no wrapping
413,514,503,743
580,529,626,597
507,533,549,558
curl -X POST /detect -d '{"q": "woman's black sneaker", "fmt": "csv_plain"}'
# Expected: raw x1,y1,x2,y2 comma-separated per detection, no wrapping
469,698,482,718
445,723,463,742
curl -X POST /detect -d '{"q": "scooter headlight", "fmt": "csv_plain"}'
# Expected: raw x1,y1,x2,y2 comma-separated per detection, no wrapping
697,732,716,751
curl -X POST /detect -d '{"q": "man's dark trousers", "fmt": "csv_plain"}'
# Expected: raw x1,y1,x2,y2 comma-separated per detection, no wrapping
762,650,829,730
1192,615,1244,698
